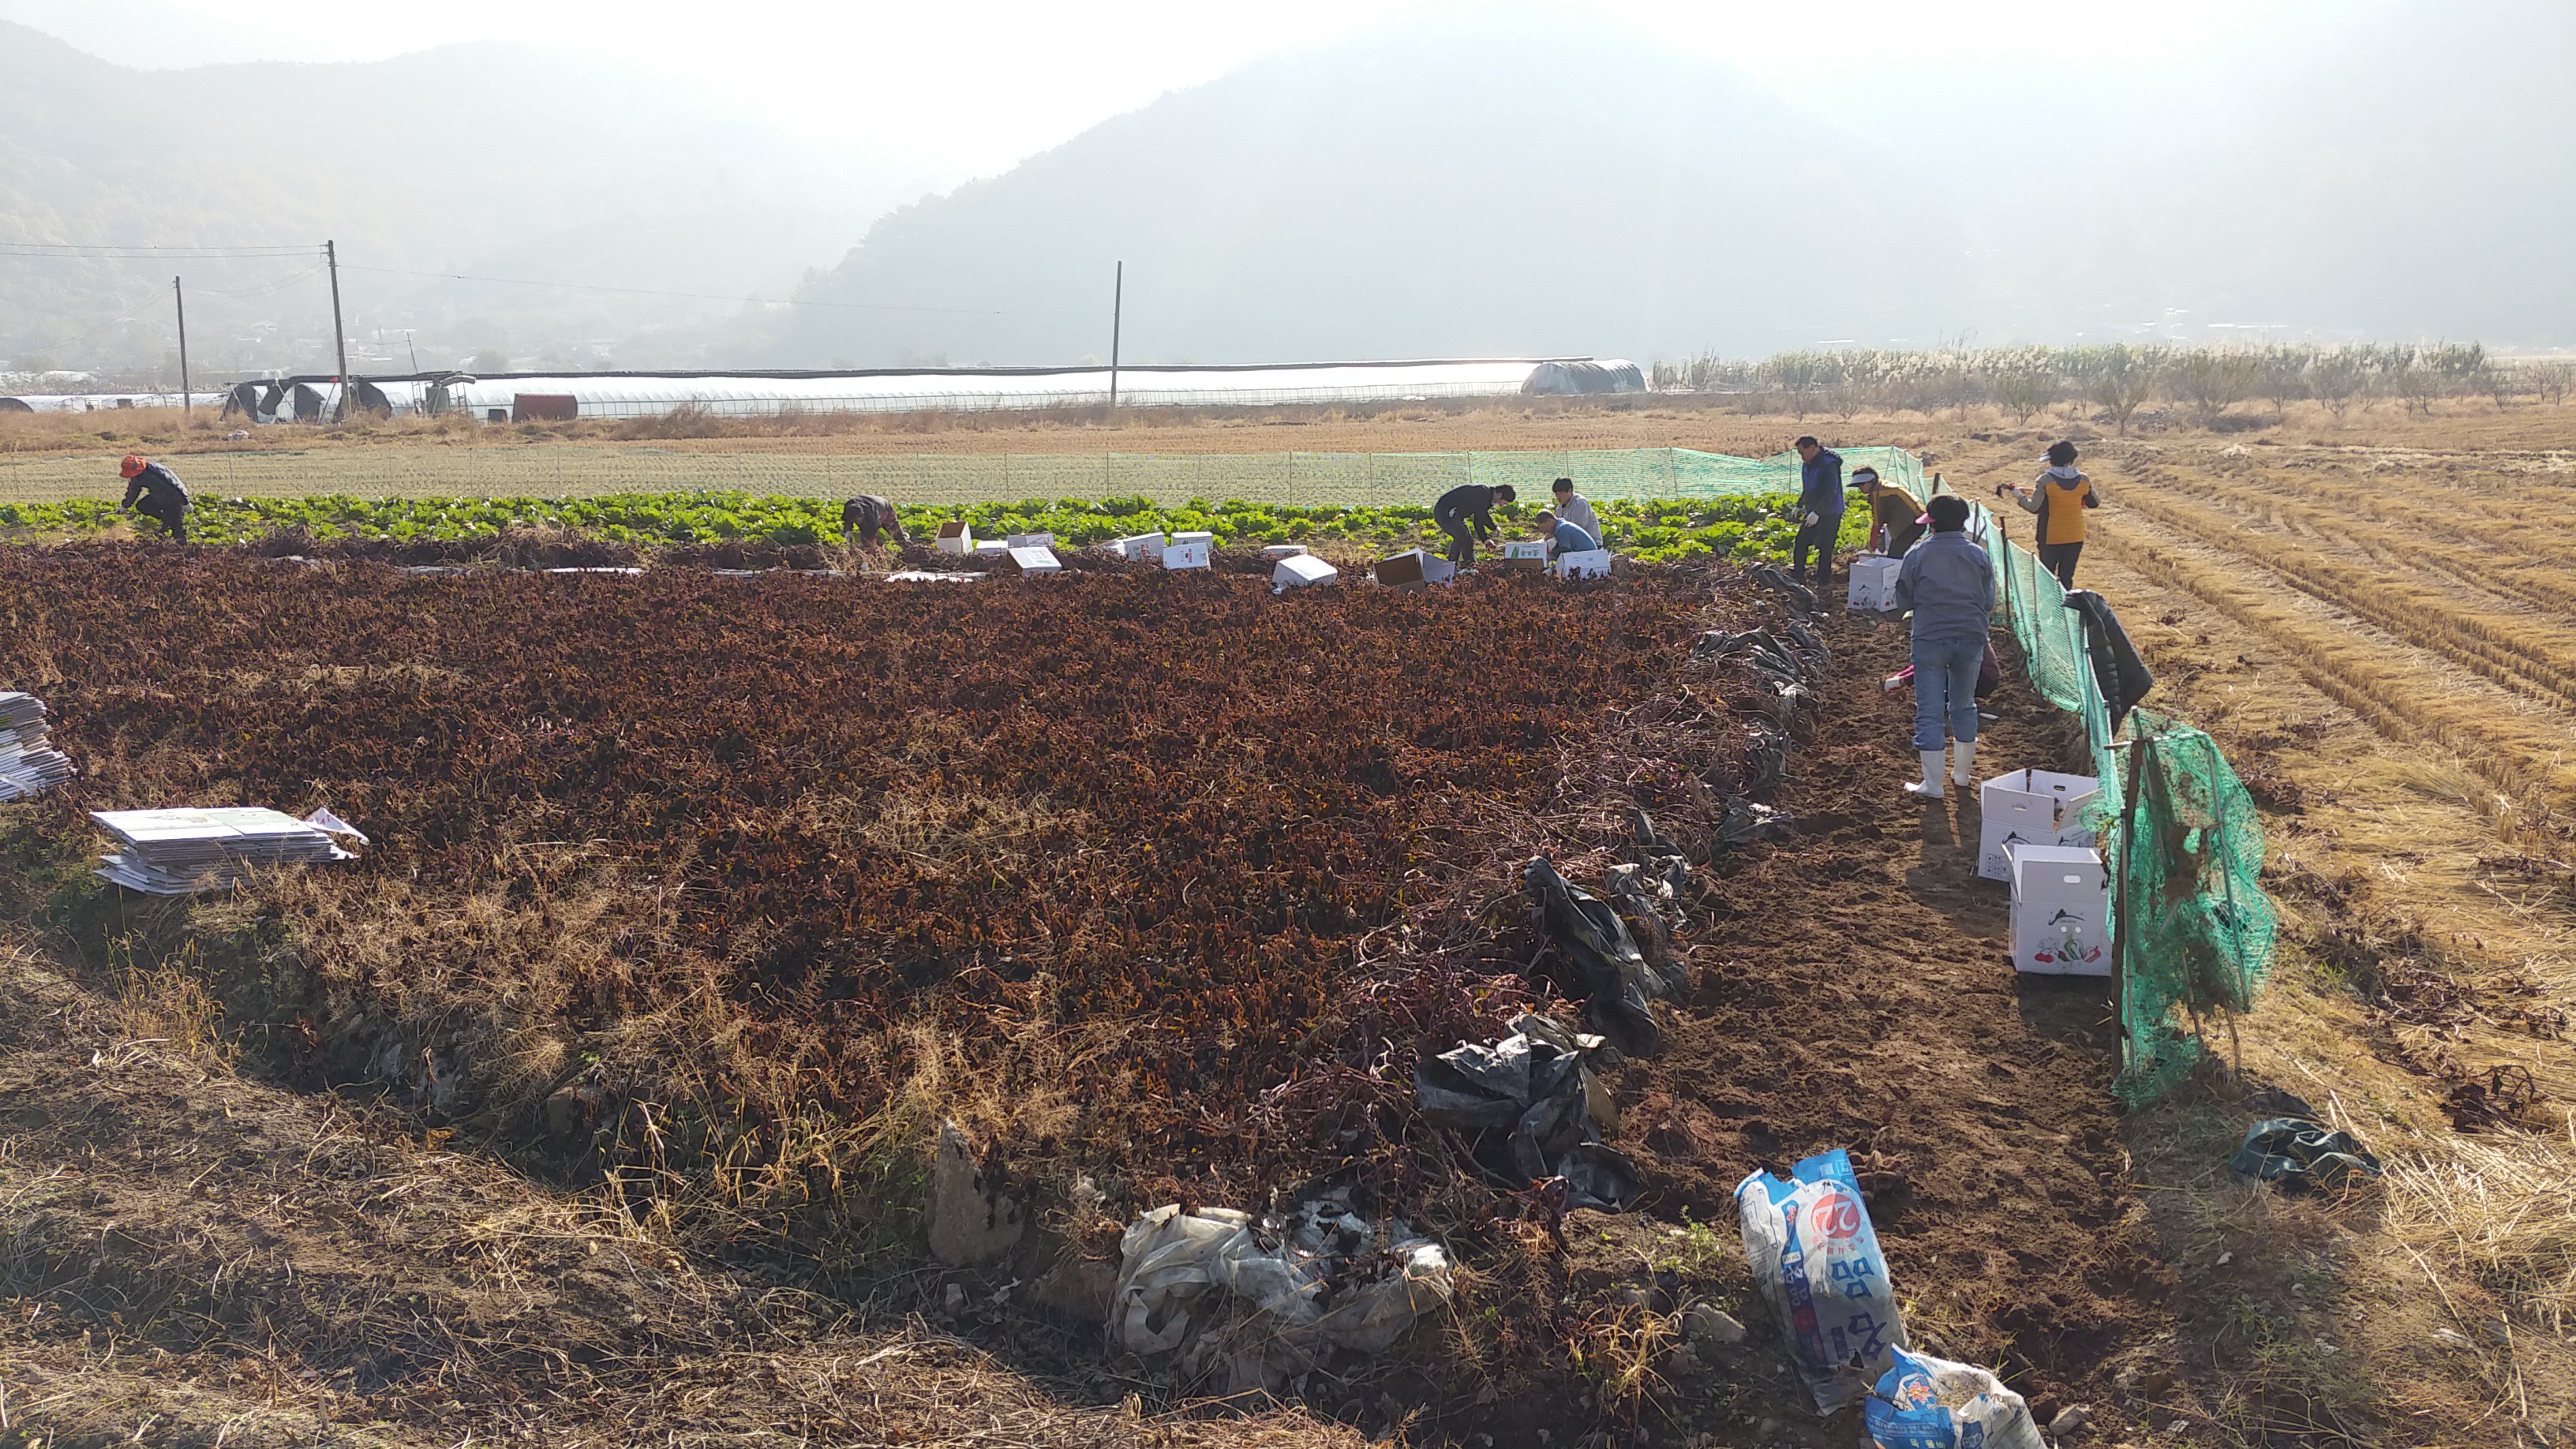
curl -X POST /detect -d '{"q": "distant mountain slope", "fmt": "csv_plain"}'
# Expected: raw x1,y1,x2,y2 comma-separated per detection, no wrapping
780,22,1973,367
0,23,921,373
784,2,2576,365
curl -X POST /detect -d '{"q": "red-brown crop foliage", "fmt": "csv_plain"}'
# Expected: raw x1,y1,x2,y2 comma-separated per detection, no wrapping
0,546,1754,1211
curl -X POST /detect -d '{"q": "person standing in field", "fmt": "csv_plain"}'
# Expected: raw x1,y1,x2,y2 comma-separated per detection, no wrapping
1790,436,1845,594
118,455,190,543
1550,477,1601,550
841,495,907,551
1432,481,1516,567
1895,494,1997,799
1851,466,1925,556
1998,440,2099,587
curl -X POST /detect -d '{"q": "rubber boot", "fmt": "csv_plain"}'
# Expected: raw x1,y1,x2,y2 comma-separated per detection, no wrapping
1906,749,1946,799
1951,740,1976,789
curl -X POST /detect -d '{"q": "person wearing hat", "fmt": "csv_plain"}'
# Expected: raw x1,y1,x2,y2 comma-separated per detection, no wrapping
118,455,191,544
1998,440,2100,587
1851,466,1925,556
1894,493,1997,799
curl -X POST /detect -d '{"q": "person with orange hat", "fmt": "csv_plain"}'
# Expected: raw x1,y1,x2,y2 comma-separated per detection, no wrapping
118,455,192,543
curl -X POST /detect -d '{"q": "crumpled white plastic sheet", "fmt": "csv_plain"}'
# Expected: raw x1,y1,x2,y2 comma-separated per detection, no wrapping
1110,1194,1454,1391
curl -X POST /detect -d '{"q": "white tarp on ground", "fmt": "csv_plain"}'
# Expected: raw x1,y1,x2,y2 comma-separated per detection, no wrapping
1111,1193,1454,1392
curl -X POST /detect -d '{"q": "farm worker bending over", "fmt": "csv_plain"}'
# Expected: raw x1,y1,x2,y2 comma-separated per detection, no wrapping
1532,510,1599,560
1432,481,1516,567
841,495,907,551
1895,494,1997,799
118,455,191,544
1790,436,1844,595
1998,440,2099,588
1851,466,1924,556
1549,476,1601,549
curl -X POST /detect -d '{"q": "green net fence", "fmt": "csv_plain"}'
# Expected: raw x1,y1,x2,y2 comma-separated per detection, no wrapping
0,444,1926,507
1981,501,2279,1103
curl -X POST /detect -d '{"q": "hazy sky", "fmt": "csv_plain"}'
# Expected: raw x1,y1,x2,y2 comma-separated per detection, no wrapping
6,0,2361,178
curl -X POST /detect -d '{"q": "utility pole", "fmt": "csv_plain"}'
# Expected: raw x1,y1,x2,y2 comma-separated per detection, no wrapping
1108,260,1123,414
325,239,351,421
172,276,191,414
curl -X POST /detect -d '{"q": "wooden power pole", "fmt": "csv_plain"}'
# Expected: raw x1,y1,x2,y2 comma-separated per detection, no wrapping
173,275,191,414
1108,260,1123,414
325,239,351,421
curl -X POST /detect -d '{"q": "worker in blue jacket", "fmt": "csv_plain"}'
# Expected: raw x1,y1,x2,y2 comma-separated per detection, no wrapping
1893,494,1998,799
1791,436,1844,595
1532,509,1599,559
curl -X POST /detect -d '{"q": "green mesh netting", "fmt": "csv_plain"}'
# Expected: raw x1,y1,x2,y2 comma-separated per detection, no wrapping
1980,505,2278,1103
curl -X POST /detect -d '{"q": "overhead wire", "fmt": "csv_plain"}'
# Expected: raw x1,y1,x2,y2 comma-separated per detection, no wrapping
339,263,1108,318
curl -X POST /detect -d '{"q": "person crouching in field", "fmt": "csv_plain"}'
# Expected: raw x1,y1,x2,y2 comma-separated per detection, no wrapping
841,495,906,552
1851,466,1924,556
1896,494,1997,799
1532,508,1599,561
1998,440,2099,587
1549,476,1601,549
1432,481,1515,567
118,455,191,543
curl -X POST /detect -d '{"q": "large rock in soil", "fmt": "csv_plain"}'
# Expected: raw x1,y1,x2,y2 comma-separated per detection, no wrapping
927,1119,1024,1265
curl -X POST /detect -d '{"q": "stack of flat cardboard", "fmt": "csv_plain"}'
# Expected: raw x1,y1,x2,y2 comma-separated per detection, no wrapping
0,693,73,802
92,807,355,896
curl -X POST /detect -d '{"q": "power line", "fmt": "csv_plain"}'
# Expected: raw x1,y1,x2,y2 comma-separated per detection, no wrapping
339,263,1107,318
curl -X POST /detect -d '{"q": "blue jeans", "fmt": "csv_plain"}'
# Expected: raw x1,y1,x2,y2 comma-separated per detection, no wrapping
1911,635,1985,751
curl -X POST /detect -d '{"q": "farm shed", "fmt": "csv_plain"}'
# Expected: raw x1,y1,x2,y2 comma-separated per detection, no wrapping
0,391,223,413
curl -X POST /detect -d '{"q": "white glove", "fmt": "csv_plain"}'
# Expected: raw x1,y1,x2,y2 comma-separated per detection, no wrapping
1804,511,1820,526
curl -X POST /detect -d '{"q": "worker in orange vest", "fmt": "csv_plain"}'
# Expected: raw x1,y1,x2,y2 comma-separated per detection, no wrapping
1998,440,2099,587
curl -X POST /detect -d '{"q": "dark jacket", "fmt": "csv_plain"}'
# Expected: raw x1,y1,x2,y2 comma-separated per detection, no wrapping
1798,448,1845,519
2066,590,2155,730
1433,484,1504,539
841,495,904,541
122,462,189,513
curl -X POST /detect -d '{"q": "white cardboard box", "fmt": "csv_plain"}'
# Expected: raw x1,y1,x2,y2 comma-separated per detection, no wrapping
2009,843,2112,975
973,539,1009,556
1977,768,2101,881
1263,543,1310,559
1847,556,1903,611
1114,532,1166,562
1162,538,1211,570
1001,545,1061,575
1553,547,1613,579
1170,530,1215,551
1375,549,1456,589
935,521,974,555
1499,539,1550,574
1272,554,1338,590
1006,531,1056,550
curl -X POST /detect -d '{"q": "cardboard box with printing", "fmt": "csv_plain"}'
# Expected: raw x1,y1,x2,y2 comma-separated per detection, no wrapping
1162,537,1212,570
1272,554,1338,590
2009,843,2111,976
1846,556,1903,611
1552,548,1613,580
1498,540,1549,573
1114,533,1166,562
1001,546,1061,575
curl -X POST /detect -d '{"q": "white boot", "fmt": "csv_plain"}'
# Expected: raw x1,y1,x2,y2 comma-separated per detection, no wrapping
1951,740,1976,788
1907,749,1946,798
